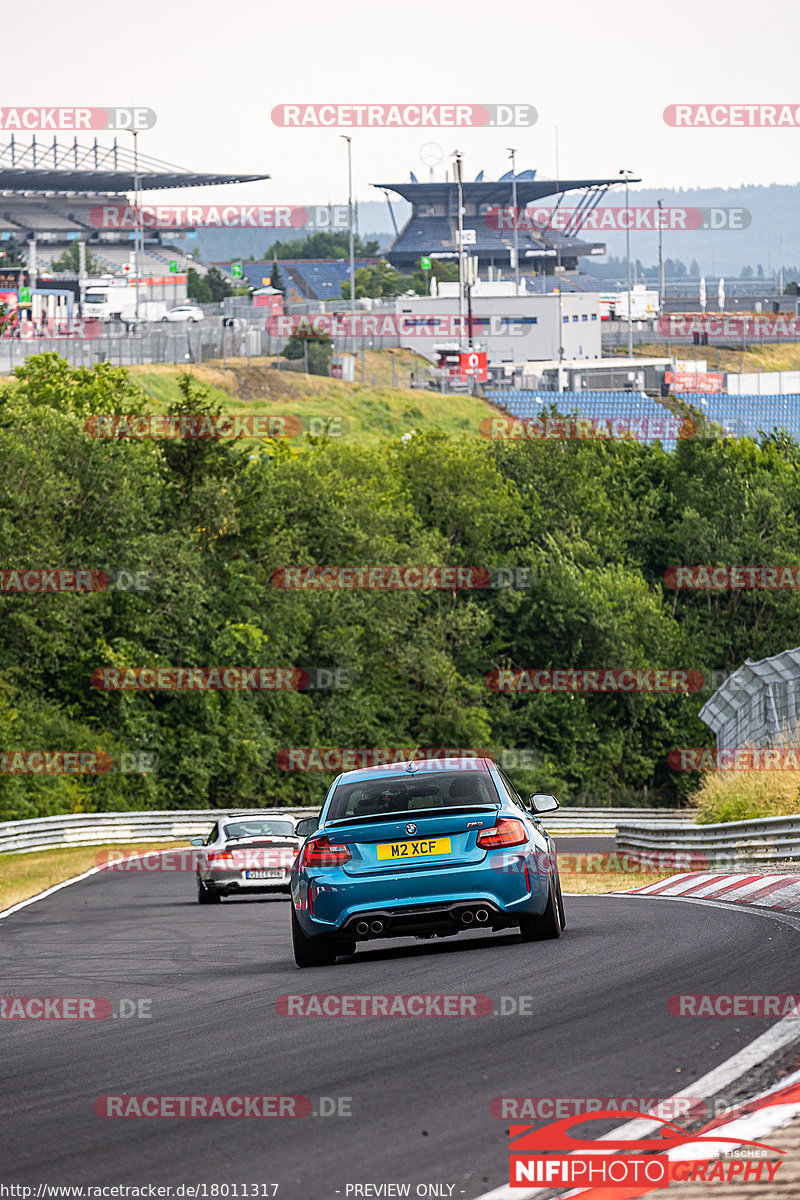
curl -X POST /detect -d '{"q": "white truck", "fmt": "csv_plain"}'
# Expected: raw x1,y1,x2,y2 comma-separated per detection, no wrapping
81,277,179,324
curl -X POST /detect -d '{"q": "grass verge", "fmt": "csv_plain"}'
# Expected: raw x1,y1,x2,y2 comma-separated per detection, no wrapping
559,869,675,894
634,341,800,374
693,766,800,824
127,355,498,445
0,842,190,912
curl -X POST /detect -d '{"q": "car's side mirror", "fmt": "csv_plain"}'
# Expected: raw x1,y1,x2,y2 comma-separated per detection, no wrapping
529,792,559,814
295,816,320,838
189,837,204,846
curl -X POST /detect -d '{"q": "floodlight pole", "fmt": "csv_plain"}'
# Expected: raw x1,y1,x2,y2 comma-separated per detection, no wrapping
341,136,356,315
657,198,665,310
620,168,634,357
453,151,465,350
508,147,520,294
133,131,141,321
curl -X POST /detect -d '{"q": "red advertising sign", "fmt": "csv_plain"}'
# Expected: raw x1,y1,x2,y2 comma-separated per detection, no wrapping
665,370,724,393
459,351,488,381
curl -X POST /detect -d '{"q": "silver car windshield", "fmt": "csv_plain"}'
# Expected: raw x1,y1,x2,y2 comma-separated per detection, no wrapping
223,819,295,839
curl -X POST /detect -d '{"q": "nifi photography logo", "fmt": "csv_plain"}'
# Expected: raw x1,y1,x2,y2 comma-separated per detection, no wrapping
508,1110,784,1188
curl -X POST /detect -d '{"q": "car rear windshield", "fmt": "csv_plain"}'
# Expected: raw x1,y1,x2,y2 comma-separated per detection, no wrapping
223,819,295,839
326,770,500,823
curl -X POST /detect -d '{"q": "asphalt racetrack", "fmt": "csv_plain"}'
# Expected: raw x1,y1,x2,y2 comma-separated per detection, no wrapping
2,837,798,1198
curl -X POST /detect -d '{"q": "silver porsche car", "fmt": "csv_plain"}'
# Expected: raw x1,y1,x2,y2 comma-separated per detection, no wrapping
193,815,302,903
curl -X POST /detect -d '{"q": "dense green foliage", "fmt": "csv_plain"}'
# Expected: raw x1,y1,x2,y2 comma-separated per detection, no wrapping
268,233,380,260
2,354,800,821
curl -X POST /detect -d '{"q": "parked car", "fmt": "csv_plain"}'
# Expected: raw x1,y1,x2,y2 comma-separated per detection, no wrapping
161,304,205,323
290,757,565,966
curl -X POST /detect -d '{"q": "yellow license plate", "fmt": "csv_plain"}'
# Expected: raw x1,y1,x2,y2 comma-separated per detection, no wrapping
376,837,451,861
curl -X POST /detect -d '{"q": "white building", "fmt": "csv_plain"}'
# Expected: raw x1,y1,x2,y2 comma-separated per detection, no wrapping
392,286,602,367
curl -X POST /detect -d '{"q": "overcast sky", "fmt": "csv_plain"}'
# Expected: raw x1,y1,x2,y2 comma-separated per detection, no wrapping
3,0,798,210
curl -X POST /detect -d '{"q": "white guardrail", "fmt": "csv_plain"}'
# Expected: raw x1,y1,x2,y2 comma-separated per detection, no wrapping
0,810,320,856
0,807,693,856
618,814,800,865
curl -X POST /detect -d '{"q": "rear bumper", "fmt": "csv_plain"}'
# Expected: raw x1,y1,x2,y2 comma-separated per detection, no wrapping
199,869,292,895
292,854,551,938
339,899,511,940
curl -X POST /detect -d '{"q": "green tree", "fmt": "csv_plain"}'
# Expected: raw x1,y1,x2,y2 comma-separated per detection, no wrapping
205,267,234,303
49,241,103,275
341,262,402,300
187,268,212,303
268,232,379,260
405,258,460,295
0,237,25,268
282,334,332,375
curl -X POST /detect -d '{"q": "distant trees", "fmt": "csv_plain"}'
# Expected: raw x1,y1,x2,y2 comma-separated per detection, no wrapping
268,232,380,261
187,268,212,303
49,241,103,275
0,237,25,268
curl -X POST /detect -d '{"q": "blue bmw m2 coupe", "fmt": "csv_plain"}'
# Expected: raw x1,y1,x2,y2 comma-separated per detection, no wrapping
290,756,565,967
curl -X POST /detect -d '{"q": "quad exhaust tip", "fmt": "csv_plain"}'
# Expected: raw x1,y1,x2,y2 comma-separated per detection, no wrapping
475,908,490,923
461,910,474,925
370,920,384,934
356,921,370,935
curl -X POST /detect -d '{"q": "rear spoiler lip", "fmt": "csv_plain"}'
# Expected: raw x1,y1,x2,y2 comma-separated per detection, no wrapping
326,804,501,828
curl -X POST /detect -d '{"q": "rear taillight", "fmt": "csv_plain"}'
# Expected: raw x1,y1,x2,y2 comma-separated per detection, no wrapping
476,818,527,849
207,851,234,865
299,836,351,868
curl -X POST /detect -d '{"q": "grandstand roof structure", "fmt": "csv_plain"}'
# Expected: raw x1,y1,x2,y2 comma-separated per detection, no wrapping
375,171,639,274
373,175,636,206
0,138,269,194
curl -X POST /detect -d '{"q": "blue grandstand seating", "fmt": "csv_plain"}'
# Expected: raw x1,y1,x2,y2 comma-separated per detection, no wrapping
483,390,800,452
676,394,800,441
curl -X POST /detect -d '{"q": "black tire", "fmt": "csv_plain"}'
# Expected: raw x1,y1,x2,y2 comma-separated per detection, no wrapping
519,876,562,942
555,873,566,929
197,879,221,905
291,907,337,967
